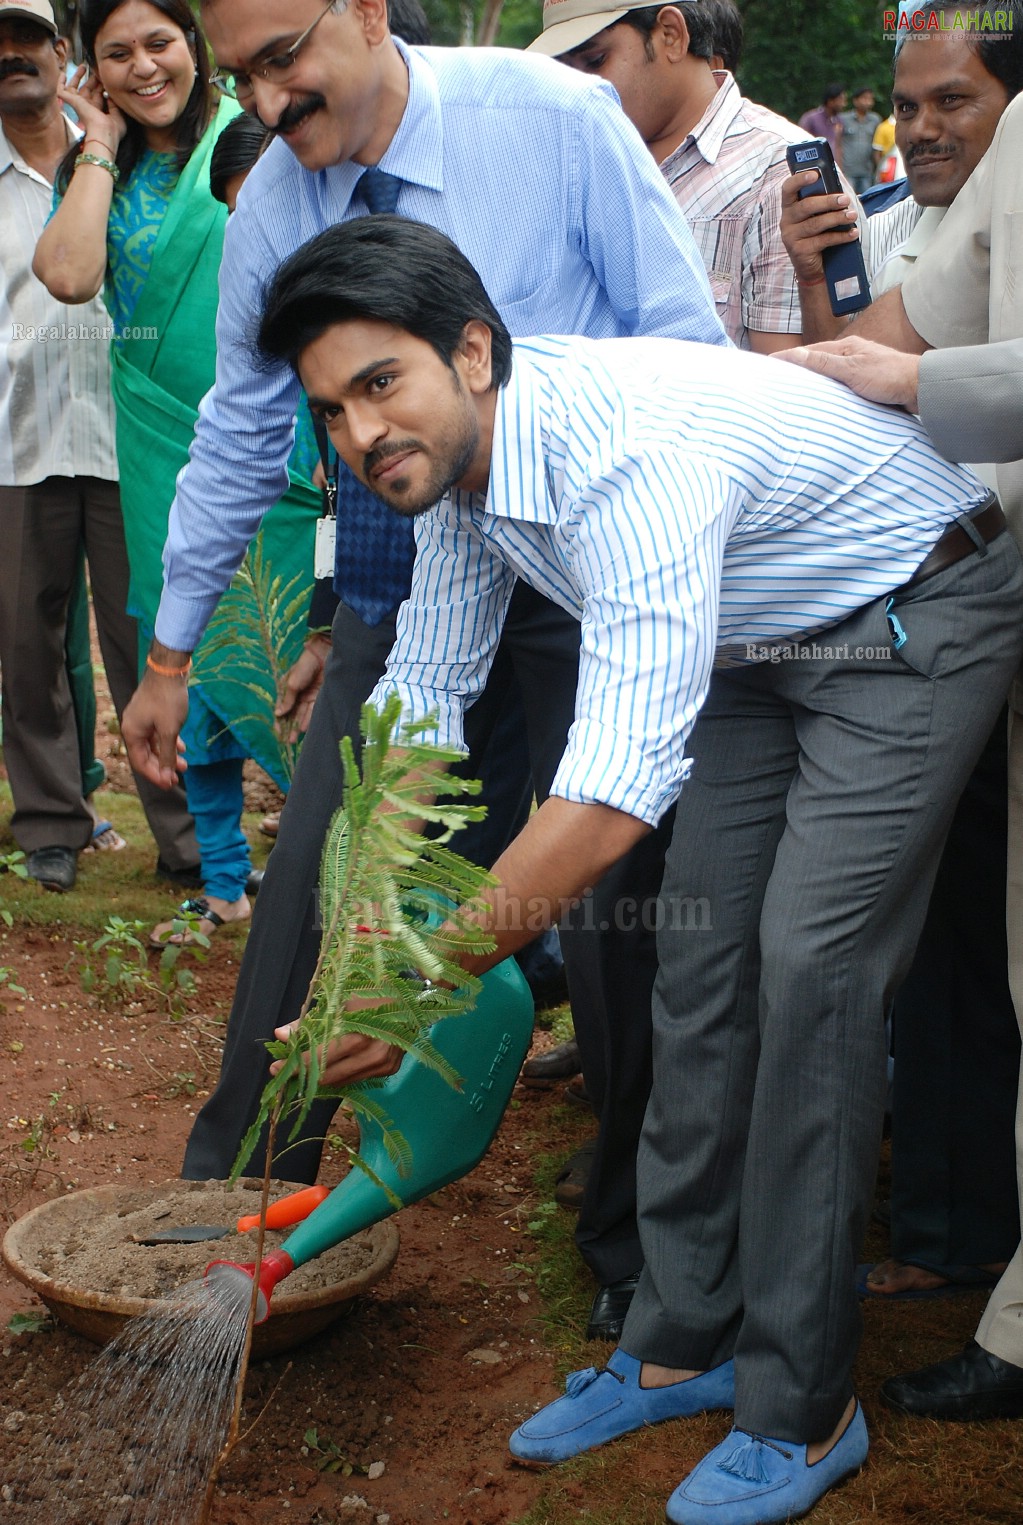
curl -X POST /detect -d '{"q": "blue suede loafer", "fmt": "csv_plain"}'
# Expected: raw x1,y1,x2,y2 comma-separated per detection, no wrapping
666,1401,868,1524
509,1348,735,1466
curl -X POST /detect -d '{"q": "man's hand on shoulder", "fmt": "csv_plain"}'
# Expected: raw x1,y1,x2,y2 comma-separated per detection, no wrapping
121,642,192,790
776,336,920,412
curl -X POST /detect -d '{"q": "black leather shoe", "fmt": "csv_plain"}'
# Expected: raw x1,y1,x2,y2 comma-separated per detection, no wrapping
155,857,203,889
882,1340,1023,1420
26,846,77,893
586,1272,642,1341
245,868,264,897
553,1138,596,1210
521,1038,581,1084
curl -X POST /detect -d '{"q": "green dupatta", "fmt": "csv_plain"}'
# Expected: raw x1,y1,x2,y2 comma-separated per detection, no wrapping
110,96,320,789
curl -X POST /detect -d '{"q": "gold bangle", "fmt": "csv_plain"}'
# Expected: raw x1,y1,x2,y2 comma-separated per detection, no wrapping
78,151,119,183
146,654,191,678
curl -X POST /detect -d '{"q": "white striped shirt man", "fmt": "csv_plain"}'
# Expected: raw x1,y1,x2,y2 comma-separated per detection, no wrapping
370,334,987,825
0,119,117,486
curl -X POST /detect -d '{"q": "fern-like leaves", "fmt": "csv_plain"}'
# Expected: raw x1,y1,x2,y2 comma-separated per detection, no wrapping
230,695,498,1183
192,531,313,785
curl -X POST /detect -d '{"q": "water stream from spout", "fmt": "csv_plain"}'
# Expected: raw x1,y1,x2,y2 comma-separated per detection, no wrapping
12,1272,251,1524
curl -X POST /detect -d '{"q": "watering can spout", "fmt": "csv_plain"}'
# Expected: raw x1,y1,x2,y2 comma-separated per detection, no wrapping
205,1248,295,1323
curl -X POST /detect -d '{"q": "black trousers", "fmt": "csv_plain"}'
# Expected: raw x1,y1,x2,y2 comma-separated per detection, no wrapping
183,584,655,1282
889,710,1021,1271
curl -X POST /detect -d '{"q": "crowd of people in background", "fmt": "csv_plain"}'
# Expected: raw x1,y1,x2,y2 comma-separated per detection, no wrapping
3,0,1023,1521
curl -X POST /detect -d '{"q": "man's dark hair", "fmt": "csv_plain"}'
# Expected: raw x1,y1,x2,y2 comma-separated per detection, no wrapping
705,0,743,73
823,81,846,104
388,0,431,45
617,3,715,62
258,216,513,389
900,8,1023,99
209,114,271,204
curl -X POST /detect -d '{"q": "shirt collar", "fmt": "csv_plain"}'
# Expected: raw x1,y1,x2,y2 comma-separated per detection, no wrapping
662,70,742,172
0,112,77,183
902,203,947,257
326,40,444,211
455,349,555,525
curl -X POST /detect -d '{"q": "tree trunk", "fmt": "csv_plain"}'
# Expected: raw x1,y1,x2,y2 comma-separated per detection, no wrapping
477,0,506,47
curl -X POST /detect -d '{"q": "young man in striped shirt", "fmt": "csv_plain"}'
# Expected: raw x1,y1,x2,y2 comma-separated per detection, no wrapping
256,215,1023,1525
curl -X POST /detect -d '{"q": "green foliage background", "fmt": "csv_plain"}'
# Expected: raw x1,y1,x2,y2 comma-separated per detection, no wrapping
419,0,899,118
53,0,900,120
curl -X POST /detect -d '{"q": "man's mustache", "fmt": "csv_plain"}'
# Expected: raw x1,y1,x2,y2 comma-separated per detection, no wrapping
265,92,326,136
904,142,957,163
364,440,424,478
0,59,40,82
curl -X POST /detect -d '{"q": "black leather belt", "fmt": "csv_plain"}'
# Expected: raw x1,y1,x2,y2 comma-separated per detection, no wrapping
904,496,1006,588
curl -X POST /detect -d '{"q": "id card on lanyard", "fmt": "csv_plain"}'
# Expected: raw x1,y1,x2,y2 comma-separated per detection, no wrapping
313,414,337,580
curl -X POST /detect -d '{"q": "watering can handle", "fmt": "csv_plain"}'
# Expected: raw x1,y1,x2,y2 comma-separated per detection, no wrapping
236,1184,331,1233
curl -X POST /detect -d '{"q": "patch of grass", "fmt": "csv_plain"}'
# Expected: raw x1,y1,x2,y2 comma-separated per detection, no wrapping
0,783,269,933
521,1134,594,1364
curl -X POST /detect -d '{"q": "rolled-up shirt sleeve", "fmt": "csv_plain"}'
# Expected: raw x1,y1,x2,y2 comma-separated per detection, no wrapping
155,204,300,650
368,497,517,749
551,449,736,824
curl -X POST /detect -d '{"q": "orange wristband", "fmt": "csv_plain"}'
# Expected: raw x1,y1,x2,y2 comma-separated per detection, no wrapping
146,654,191,678
797,274,827,288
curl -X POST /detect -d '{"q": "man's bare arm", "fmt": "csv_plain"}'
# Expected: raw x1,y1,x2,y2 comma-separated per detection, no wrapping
843,285,929,353
275,796,652,1086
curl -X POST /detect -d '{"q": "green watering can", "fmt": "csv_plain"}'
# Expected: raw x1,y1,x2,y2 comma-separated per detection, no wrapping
207,953,534,1322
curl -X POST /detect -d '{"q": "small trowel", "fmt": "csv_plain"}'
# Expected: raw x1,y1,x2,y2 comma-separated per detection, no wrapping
130,1184,331,1244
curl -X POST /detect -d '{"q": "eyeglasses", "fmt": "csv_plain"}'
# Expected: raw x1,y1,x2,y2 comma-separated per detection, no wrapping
209,0,342,99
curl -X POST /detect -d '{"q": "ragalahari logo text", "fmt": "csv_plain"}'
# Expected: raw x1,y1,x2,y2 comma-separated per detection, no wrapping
884,7,1015,35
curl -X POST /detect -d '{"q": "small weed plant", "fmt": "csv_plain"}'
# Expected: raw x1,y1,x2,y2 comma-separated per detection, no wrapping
70,912,209,1016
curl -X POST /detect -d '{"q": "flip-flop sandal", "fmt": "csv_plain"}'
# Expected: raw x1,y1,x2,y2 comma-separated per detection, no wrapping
259,811,280,838
856,1261,1001,1300
149,895,225,950
82,820,127,853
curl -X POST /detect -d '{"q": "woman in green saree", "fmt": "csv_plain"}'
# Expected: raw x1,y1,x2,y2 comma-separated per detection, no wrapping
35,0,319,946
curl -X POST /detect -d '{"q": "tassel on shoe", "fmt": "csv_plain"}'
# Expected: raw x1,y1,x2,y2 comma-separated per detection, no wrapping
717,1433,787,1485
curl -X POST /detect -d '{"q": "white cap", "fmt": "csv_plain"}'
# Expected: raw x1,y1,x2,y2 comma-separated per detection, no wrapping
0,0,59,35
526,0,643,57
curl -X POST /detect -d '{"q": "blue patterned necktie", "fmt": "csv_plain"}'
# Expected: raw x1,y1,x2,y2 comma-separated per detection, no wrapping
332,166,414,625
358,165,402,214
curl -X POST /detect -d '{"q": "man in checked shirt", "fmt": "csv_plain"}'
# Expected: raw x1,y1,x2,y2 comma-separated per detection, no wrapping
531,0,815,353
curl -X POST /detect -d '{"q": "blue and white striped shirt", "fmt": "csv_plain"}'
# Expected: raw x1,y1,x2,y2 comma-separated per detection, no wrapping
155,42,726,650
370,336,989,825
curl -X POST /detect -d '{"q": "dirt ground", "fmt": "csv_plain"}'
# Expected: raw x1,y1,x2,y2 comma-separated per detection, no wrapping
0,922,581,1525
2,658,1023,1523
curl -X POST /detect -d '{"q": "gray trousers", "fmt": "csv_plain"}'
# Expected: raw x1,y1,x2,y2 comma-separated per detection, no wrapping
623,530,1023,1442
0,475,196,865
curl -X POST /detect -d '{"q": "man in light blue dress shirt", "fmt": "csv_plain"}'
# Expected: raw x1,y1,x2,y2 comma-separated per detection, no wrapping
118,0,727,1334
256,215,1023,1523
